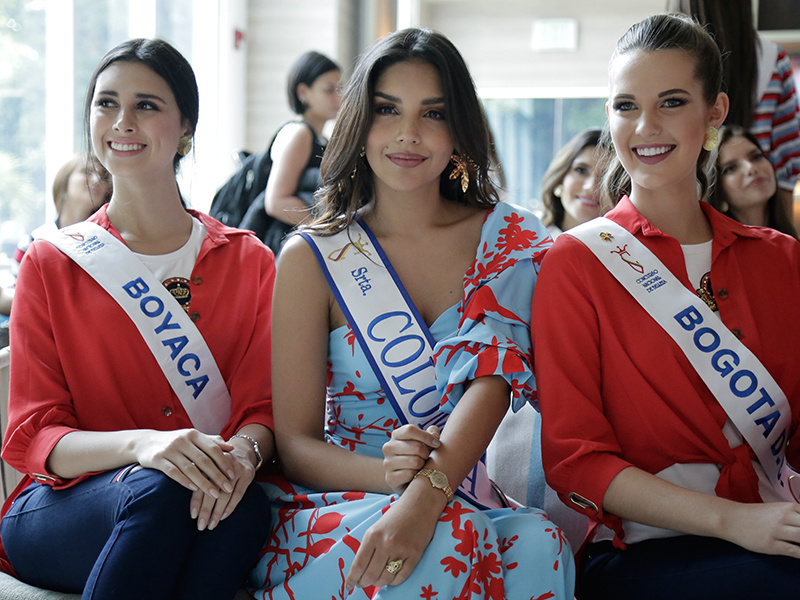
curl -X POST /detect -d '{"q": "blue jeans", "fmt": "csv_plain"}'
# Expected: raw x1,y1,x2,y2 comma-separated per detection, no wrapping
1,466,270,600
579,536,800,600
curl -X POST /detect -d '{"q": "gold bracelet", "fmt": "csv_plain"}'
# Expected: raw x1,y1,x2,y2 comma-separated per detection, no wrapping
230,433,263,470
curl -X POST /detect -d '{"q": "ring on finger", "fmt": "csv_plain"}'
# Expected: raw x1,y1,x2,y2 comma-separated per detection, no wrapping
385,559,403,575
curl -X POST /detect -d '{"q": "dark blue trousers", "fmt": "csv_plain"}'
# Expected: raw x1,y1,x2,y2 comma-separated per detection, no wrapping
579,535,800,600
1,466,270,600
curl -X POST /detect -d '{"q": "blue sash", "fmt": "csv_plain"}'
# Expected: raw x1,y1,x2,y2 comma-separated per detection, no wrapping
301,221,503,509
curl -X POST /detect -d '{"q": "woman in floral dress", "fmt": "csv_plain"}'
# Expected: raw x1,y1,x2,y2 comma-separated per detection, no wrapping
249,28,575,600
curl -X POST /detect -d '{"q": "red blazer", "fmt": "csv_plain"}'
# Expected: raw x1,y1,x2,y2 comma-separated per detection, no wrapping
0,206,275,572
532,197,800,545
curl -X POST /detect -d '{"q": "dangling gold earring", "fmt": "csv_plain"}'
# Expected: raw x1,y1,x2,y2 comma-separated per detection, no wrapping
177,136,193,156
703,126,719,151
553,184,563,198
719,200,730,213
350,147,365,179
449,153,472,193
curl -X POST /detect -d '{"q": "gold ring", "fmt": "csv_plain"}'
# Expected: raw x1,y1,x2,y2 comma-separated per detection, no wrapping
385,559,403,575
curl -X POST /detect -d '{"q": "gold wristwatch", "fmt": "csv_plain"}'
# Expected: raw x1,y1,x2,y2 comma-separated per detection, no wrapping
414,468,453,502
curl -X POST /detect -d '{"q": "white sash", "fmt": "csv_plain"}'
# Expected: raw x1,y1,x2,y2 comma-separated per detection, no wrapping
42,221,231,435
568,217,799,502
301,222,501,508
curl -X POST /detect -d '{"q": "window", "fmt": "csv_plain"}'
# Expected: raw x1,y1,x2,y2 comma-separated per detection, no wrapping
482,95,607,212
0,0,210,282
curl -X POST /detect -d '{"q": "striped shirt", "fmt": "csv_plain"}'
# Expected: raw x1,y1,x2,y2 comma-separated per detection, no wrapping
751,43,800,192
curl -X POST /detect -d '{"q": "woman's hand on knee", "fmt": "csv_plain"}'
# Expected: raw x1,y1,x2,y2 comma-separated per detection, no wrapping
134,429,236,499
382,425,440,494
189,440,258,530
344,497,436,590
723,501,800,558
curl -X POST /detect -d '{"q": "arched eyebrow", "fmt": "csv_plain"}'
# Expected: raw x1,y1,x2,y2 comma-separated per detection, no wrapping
374,91,445,105
94,90,168,104
612,88,690,101
658,88,690,97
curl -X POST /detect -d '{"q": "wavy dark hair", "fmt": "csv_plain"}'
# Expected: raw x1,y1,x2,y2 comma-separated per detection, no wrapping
540,129,602,229
84,38,199,175
667,0,758,129
710,125,798,238
602,13,723,205
310,28,500,235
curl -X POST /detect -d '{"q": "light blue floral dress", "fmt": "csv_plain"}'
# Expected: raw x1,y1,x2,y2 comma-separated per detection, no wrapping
248,203,575,600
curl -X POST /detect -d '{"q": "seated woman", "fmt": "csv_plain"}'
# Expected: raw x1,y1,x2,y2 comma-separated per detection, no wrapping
3,153,112,318
710,125,798,238
0,38,275,600
249,27,575,600
534,13,800,600
539,128,603,237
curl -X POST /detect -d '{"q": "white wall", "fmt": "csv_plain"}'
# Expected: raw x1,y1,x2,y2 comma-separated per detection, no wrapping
419,0,664,93
245,0,344,153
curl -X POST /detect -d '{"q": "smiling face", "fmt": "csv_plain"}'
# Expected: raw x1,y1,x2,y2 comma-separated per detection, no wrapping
365,60,454,200
90,61,191,182
607,49,726,201
560,145,601,229
717,134,776,222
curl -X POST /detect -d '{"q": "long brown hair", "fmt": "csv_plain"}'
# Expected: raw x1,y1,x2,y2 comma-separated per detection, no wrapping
710,125,798,238
309,28,499,235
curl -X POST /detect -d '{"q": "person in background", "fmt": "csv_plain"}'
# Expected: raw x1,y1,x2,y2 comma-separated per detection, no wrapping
0,38,275,600
668,0,800,214
1,154,112,321
14,153,112,272
540,128,603,237
534,13,800,599
249,27,574,600
259,51,341,252
710,125,798,238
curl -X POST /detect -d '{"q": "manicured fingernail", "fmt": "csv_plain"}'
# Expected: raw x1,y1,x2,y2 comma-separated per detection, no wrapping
208,519,218,530
223,481,233,493
198,518,206,531
190,507,198,520
209,488,219,499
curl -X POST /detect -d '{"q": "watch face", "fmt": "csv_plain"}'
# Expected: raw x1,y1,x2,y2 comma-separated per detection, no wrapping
430,470,449,488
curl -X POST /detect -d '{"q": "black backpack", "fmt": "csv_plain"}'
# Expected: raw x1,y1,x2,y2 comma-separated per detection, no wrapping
208,121,317,254
208,149,273,228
